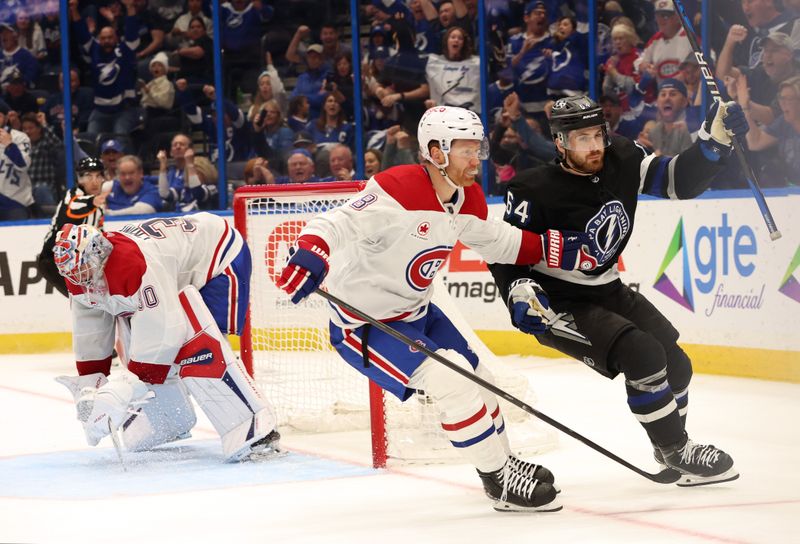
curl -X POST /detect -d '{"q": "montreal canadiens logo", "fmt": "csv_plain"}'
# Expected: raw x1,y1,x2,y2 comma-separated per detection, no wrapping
585,200,630,265
405,245,452,292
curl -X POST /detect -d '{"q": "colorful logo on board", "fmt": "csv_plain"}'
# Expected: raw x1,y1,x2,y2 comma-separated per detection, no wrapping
653,218,694,312
778,245,800,303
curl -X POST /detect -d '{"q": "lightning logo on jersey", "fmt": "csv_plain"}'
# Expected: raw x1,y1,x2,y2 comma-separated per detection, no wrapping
406,246,452,292
585,200,629,265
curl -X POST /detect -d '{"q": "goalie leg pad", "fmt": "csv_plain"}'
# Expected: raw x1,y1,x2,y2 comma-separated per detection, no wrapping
121,377,197,451
176,285,277,460
409,349,506,474
198,240,252,335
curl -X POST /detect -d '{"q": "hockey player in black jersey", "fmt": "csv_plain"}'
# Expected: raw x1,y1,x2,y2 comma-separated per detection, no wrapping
489,95,749,487
38,157,106,297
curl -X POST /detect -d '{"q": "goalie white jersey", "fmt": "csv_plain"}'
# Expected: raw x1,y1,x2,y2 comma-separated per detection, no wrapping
67,212,244,376
299,164,537,328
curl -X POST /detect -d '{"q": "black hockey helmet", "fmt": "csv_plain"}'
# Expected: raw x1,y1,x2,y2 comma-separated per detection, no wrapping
549,96,610,150
77,156,104,175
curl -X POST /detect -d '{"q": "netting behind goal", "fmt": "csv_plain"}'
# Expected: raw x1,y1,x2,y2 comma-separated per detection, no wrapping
233,182,557,468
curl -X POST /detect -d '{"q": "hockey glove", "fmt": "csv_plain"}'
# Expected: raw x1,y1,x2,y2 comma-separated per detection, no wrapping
508,279,552,335
277,236,330,304
56,372,108,423
542,230,599,272
697,101,749,160
80,372,154,446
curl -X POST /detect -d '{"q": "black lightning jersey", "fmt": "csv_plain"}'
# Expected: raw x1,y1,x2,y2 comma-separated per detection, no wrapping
41,186,105,255
491,135,727,301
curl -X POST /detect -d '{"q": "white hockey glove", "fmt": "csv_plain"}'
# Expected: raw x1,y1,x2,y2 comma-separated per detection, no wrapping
79,372,155,446
56,372,109,423
697,101,749,158
508,279,553,335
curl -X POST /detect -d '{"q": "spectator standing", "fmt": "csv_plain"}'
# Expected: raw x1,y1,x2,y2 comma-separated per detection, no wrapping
507,1,552,120
327,53,355,119
0,22,39,88
70,0,141,137
140,52,174,110
169,0,213,49
743,75,800,186
251,98,294,169
726,0,799,70
636,0,693,85
21,111,63,208
425,26,481,111
175,16,214,85
599,93,648,140
220,0,274,100
248,56,287,121
39,2,62,71
290,44,327,120
418,0,471,54
14,12,46,61
0,101,32,220
131,0,169,81
381,124,417,168
649,79,693,156
287,95,311,133
41,68,94,132
105,154,161,215
310,93,353,152
602,23,643,110
287,23,351,69
3,70,38,116
544,16,589,98
177,80,251,162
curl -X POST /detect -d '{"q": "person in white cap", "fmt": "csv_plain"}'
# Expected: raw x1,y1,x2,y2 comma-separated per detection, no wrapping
140,51,175,110
276,106,605,513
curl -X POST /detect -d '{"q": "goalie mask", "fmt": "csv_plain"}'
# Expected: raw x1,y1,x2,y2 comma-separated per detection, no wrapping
418,106,488,188
53,224,113,288
549,96,611,152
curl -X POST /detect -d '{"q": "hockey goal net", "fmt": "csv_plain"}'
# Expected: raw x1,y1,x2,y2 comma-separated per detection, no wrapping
233,182,556,468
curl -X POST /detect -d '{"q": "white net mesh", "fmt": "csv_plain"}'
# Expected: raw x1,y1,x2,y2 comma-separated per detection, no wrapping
239,185,557,465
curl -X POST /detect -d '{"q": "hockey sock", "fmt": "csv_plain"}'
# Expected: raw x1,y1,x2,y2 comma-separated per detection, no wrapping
612,330,684,446
409,350,507,473
475,362,511,454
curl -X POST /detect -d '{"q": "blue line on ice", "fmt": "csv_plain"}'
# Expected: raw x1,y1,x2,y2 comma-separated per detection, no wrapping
0,440,377,499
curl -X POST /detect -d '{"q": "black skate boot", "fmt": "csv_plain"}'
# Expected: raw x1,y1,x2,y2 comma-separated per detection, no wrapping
477,463,561,512
506,455,561,493
236,430,284,462
657,433,739,487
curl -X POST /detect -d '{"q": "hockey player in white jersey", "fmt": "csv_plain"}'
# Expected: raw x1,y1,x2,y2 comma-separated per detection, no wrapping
278,106,602,512
53,212,279,461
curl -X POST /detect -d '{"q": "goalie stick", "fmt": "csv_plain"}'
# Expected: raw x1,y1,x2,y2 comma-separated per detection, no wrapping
671,0,781,240
314,288,681,484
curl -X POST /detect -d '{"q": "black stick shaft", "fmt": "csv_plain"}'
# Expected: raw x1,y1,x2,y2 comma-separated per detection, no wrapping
672,0,781,240
315,288,677,484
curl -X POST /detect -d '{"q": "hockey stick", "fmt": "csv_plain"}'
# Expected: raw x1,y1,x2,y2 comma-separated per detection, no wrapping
671,0,781,241
315,288,680,484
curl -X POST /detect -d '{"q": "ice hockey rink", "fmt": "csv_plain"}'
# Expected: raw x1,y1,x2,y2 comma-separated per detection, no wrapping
1,352,798,544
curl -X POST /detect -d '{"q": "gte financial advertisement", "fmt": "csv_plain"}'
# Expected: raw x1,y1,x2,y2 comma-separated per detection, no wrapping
438,197,798,352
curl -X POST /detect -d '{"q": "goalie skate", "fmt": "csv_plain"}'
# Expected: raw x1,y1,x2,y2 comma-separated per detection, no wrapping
656,434,739,487
478,463,561,513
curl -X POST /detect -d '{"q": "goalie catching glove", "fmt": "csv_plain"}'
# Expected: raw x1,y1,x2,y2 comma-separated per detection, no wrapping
507,279,553,335
58,371,154,446
277,235,330,303
697,101,749,160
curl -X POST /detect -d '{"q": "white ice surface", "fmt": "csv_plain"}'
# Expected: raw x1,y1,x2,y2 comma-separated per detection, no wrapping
1,353,798,544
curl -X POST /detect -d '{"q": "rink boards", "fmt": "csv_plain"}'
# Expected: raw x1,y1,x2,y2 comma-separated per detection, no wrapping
0,189,797,382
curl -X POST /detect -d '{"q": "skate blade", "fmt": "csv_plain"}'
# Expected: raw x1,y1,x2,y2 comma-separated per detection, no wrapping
675,468,739,487
246,446,289,462
492,498,563,513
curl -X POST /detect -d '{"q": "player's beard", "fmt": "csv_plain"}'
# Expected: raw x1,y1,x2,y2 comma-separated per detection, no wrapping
446,164,480,186
565,149,604,175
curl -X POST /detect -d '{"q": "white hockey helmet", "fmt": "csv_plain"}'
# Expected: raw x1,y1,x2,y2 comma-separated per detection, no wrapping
53,223,112,286
418,106,489,169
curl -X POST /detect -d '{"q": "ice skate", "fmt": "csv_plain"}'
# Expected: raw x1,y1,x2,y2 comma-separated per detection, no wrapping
478,463,561,512
657,433,739,487
506,455,560,493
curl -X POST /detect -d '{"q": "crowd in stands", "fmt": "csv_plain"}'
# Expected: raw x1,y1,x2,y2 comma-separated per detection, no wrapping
1,0,799,222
